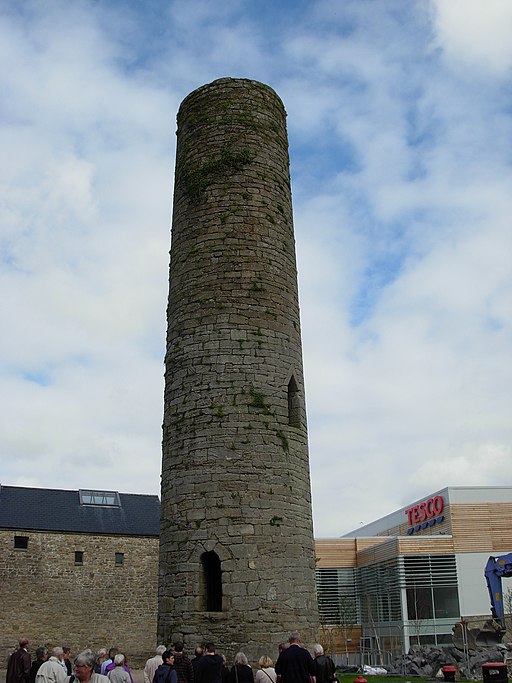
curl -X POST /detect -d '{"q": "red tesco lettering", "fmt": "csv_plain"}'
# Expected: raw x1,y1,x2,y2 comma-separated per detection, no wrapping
405,496,444,526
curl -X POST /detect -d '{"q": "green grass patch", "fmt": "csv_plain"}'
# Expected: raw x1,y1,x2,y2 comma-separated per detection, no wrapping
336,676,432,683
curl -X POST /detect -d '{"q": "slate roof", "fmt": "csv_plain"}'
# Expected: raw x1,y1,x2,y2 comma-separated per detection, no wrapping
0,485,160,537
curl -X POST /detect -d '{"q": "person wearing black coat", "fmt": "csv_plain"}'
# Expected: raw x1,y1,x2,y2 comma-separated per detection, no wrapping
227,654,253,683
194,644,223,683
312,646,335,683
28,649,48,683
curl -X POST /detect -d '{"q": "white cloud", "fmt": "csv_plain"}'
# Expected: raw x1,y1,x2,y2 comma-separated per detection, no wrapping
431,0,512,74
0,0,511,538
285,2,512,536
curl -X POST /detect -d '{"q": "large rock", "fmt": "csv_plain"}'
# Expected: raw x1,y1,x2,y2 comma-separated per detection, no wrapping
386,644,512,678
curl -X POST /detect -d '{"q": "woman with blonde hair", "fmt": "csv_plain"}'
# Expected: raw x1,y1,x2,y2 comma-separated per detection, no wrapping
255,657,276,683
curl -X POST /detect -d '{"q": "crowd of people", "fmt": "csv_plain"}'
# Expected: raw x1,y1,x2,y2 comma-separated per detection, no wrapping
6,632,337,683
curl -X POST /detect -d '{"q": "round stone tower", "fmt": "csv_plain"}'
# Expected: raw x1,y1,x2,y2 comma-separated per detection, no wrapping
159,78,319,660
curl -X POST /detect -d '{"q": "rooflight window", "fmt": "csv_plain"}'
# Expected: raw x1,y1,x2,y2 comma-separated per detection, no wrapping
79,489,121,507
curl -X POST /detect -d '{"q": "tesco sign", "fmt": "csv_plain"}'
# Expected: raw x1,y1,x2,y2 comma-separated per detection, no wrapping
405,495,444,535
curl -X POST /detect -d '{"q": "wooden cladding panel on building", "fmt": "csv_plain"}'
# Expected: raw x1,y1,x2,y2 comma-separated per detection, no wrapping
319,625,362,653
450,503,512,552
314,535,416,568
315,501,512,572
316,535,456,569
315,539,357,567
357,538,400,566
398,537,454,555
314,537,390,568
355,537,389,552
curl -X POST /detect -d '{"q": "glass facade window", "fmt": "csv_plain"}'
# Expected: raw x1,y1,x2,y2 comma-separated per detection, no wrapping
316,567,358,625
413,633,454,646
436,634,455,645
358,559,402,623
316,552,460,655
406,585,434,620
434,586,460,618
417,634,437,646
404,555,459,622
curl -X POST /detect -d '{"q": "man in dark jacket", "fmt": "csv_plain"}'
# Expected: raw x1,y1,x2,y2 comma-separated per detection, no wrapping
154,651,177,683
7,639,31,683
194,644,223,683
275,633,315,683
28,648,48,683
191,648,203,681
312,646,335,683
173,643,193,683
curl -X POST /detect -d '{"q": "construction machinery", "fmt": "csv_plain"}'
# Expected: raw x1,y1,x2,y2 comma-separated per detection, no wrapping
453,552,512,649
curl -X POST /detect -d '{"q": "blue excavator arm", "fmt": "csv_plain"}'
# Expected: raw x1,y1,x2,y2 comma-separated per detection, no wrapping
484,552,512,629
453,552,512,648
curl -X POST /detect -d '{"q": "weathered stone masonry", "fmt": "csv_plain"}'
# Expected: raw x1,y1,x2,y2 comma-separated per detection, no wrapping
159,78,320,660
0,486,160,667
0,529,158,667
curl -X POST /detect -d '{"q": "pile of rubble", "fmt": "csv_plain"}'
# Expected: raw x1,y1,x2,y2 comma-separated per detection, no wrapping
385,643,512,678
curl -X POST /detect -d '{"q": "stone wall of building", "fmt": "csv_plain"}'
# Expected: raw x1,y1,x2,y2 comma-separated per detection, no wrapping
0,528,158,668
159,77,320,662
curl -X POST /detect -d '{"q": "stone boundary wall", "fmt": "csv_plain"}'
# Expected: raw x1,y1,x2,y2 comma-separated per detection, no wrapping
0,529,158,668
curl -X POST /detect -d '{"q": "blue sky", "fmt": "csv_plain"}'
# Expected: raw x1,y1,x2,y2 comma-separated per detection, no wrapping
1,0,511,536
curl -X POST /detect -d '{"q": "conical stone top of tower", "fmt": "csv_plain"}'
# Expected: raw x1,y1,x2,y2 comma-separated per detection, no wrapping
159,77,319,662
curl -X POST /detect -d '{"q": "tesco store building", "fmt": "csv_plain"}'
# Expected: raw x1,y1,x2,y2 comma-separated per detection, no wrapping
314,486,512,659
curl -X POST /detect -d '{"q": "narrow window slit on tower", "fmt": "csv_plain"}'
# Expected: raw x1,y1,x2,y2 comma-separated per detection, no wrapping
287,375,300,427
201,551,222,611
